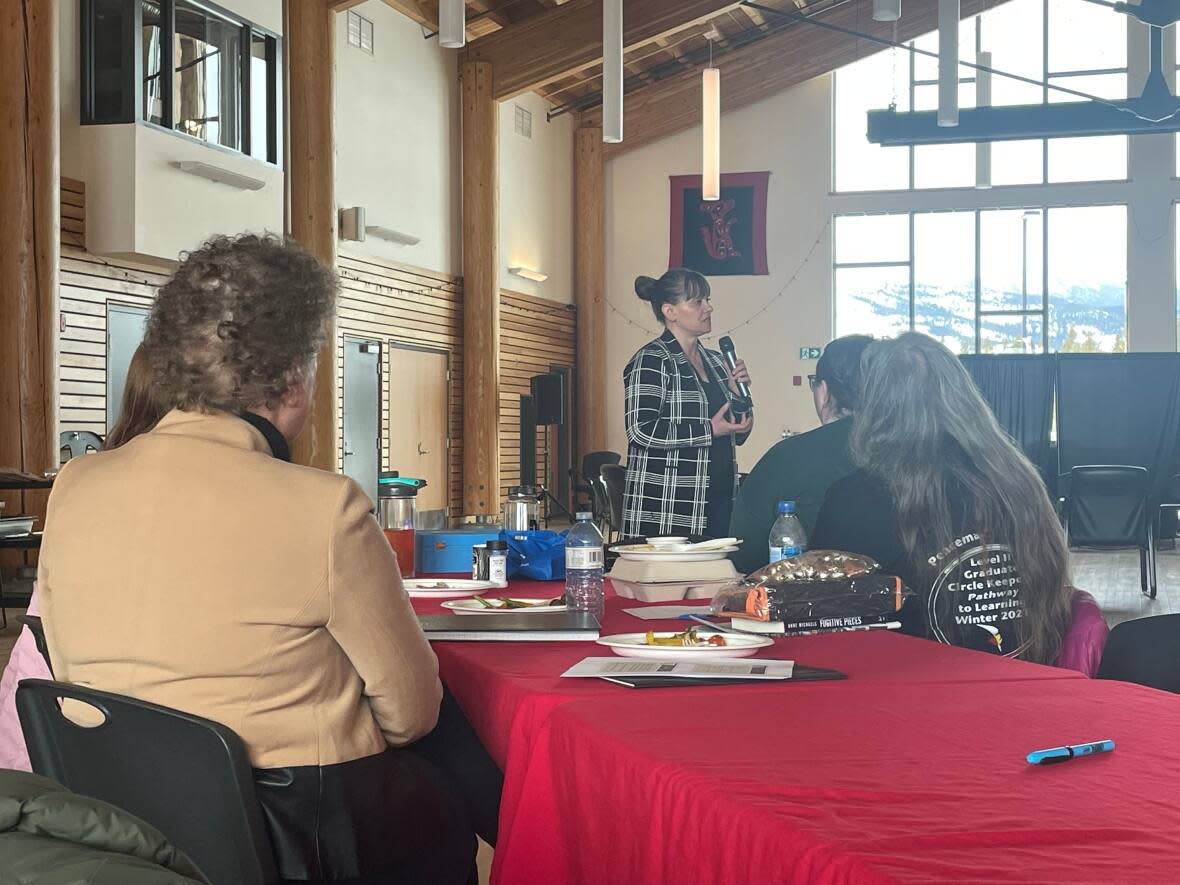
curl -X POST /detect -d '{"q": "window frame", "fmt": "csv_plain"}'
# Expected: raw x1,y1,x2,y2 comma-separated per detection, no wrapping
834,204,1129,355
80,0,282,166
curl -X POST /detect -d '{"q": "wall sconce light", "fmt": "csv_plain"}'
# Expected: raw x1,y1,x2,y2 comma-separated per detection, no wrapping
366,226,420,246
509,266,548,283
172,161,265,190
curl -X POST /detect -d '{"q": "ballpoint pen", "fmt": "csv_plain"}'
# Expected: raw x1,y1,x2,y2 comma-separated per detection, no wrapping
1027,739,1115,765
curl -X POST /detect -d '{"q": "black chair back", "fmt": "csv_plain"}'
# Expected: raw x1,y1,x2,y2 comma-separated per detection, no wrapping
16,679,278,885
600,464,625,534
581,451,621,484
1097,615,1180,694
15,614,52,675
59,430,103,463
1066,465,1151,546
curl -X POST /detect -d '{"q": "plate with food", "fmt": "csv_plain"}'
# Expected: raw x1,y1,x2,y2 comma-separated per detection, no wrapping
442,596,567,614
595,627,772,659
403,579,498,599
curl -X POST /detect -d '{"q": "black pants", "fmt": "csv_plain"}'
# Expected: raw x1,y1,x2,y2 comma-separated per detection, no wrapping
256,691,499,884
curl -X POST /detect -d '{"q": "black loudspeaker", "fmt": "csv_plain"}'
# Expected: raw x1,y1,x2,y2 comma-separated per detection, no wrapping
530,373,564,426
519,394,537,488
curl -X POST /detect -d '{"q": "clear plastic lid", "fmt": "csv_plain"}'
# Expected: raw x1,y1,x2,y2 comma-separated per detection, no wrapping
576,511,593,521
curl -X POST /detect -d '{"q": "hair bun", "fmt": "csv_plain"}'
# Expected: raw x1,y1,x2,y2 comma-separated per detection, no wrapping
634,276,658,301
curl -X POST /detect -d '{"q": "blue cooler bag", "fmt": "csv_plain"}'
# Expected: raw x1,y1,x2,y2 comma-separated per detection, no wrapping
502,530,567,581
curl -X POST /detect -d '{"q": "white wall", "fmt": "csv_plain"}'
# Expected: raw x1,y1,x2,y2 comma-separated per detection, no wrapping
605,77,835,468
605,20,1180,472
335,2,574,295
499,93,574,302
335,2,461,273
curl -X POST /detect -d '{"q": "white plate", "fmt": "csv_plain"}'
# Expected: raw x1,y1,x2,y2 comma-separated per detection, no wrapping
595,631,773,659
404,579,497,599
614,546,739,563
442,597,567,614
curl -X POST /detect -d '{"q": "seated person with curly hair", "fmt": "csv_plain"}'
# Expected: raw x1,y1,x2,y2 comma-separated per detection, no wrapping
38,234,476,884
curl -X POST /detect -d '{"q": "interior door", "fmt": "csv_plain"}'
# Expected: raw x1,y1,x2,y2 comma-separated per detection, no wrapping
387,344,448,514
342,339,381,506
106,304,150,432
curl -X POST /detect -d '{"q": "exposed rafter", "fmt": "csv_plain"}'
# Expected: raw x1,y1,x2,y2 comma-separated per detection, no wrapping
464,0,746,100
581,0,1000,156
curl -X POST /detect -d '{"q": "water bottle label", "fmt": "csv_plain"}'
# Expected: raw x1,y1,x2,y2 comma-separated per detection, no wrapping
768,545,802,564
566,547,604,570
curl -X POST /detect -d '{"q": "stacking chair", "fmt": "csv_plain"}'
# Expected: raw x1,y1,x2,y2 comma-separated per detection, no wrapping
16,679,279,885
58,430,103,463
15,614,52,675
1064,465,1156,599
573,451,621,524
1097,614,1180,694
600,464,626,544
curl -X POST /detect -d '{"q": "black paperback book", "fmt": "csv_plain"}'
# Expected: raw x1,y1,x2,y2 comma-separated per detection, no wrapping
601,664,848,689
417,611,601,641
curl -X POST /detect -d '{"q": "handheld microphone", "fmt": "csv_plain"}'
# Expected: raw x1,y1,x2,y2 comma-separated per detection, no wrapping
718,336,750,401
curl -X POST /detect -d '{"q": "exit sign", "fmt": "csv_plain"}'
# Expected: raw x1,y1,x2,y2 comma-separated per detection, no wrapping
799,347,821,360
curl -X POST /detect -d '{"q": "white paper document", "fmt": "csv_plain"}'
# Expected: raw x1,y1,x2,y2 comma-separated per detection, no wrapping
561,656,795,680
621,605,713,620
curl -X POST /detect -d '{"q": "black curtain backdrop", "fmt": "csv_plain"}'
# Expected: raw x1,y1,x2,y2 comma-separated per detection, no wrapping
1056,354,1180,506
961,355,1056,488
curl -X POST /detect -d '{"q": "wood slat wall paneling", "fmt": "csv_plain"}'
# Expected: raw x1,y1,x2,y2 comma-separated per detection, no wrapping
498,289,576,509
335,249,465,518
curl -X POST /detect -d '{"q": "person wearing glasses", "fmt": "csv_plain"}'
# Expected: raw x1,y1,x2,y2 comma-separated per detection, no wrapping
623,268,753,539
729,334,873,574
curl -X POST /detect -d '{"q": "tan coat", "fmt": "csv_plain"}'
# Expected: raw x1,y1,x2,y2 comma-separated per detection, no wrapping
38,409,441,769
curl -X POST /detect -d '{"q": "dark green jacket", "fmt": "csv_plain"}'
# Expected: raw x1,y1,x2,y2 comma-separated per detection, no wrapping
0,769,208,884
729,418,856,575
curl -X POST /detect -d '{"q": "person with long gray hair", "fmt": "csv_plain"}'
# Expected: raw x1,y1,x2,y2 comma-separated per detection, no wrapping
810,332,1074,664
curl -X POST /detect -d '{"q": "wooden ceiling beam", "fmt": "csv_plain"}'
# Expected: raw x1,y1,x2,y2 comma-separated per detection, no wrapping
582,0,997,157
376,0,441,31
465,0,746,101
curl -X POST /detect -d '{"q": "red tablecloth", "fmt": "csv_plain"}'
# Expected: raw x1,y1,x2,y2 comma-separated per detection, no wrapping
414,580,1180,883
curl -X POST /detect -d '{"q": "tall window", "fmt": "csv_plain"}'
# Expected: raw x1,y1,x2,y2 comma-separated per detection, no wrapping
82,0,280,164
833,0,1127,192
832,0,1133,351
834,207,1127,354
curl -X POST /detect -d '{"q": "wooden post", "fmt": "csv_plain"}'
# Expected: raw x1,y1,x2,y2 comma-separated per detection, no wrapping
461,60,500,516
574,126,607,458
286,0,338,471
0,0,59,535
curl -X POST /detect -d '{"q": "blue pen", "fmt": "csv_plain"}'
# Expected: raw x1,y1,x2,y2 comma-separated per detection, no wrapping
1027,739,1115,765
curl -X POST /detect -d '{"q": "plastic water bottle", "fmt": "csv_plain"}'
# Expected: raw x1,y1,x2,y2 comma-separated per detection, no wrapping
768,501,807,564
565,512,605,618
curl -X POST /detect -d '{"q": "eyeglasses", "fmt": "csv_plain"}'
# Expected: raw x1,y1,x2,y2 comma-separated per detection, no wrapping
807,374,819,390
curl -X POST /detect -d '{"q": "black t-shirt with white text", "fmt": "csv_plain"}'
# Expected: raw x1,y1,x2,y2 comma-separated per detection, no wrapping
810,470,1028,657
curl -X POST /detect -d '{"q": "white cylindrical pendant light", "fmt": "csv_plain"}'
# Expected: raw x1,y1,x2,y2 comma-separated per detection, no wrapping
975,51,992,188
937,0,959,127
873,0,901,22
603,0,623,144
702,67,721,201
440,0,465,49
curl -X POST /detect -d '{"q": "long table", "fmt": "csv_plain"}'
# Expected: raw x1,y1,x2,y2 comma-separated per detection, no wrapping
415,581,1180,883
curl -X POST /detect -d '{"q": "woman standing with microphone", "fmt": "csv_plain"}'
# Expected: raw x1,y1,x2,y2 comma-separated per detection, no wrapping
622,268,753,539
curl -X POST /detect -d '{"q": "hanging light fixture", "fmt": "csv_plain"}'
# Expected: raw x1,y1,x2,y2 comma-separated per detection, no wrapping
975,51,992,188
440,0,465,49
937,0,959,126
702,35,720,201
872,0,901,22
603,0,623,143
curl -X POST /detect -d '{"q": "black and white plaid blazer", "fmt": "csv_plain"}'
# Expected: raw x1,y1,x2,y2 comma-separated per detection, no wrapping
622,329,752,538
